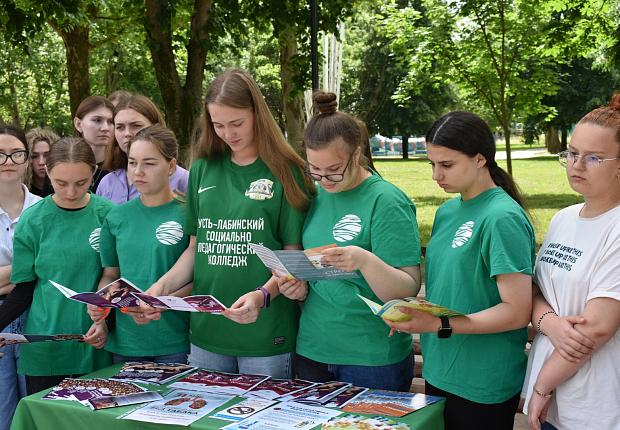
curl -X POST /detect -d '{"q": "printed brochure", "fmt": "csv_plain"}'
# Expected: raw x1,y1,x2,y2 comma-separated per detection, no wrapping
50,278,142,308
120,389,234,426
110,362,198,385
342,390,443,417
170,370,270,396
131,292,225,313
322,414,411,430
246,378,317,400
322,386,368,408
88,391,163,410
278,381,352,405
358,295,463,322
0,333,84,344
249,243,359,281
211,397,277,422
43,378,147,407
222,401,341,430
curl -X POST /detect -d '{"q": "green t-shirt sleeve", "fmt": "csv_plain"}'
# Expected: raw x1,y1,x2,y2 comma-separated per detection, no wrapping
10,216,37,284
277,167,307,246
185,161,200,236
481,211,535,278
370,192,422,267
99,215,119,268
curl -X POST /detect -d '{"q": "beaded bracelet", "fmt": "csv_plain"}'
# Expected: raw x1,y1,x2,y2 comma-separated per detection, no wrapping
534,387,552,398
536,310,557,336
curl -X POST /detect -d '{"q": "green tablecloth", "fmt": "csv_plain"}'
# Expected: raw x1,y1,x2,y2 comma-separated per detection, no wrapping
11,364,444,430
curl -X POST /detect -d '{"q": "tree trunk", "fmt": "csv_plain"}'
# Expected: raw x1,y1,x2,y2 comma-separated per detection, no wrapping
502,123,512,176
545,126,561,154
401,133,409,160
560,127,568,151
144,0,212,165
279,26,305,154
51,22,90,116
8,76,21,126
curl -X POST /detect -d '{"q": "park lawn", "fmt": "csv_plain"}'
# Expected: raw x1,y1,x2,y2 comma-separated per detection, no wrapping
374,156,582,248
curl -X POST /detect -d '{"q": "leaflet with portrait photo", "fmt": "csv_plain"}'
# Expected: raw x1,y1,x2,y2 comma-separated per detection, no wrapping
131,292,225,313
50,278,142,308
249,243,359,281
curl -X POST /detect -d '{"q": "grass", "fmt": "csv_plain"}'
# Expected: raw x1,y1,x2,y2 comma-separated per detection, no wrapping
374,156,581,248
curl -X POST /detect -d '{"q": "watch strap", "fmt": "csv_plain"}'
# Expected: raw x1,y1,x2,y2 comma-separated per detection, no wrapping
255,286,271,308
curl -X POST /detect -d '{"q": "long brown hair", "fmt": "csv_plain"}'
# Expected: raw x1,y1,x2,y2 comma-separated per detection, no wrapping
73,96,114,135
196,68,314,211
104,94,166,171
128,125,178,162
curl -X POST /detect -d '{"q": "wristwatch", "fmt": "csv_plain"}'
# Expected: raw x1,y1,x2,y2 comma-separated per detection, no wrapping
437,316,452,338
255,286,271,308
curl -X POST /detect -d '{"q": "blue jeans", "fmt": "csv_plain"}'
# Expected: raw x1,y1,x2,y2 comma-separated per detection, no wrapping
296,352,414,392
0,307,27,430
541,422,559,430
112,351,188,365
188,344,292,379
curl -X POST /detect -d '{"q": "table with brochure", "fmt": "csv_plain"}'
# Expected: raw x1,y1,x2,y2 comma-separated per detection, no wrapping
11,363,445,430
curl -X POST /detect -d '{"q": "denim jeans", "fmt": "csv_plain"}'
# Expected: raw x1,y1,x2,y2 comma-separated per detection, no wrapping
296,352,414,392
0,307,27,430
112,351,188,365
188,344,292,379
541,422,559,430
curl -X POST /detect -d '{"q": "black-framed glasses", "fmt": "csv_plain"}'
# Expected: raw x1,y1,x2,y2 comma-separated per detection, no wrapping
559,150,620,168
305,156,352,183
0,150,28,165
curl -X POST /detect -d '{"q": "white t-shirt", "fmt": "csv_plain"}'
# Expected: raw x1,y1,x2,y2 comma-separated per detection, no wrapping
0,185,42,267
522,203,620,430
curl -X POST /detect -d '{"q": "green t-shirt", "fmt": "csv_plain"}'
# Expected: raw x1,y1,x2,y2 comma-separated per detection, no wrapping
297,174,421,366
99,198,190,357
186,154,306,356
421,187,535,404
11,194,114,376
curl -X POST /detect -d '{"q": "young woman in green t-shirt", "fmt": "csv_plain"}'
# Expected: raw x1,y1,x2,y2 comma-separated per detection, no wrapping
87,125,190,364
0,137,113,394
278,91,422,391
386,111,535,430
136,69,315,378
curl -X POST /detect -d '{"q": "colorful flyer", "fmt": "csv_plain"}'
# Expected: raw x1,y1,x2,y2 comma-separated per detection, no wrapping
43,378,147,407
120,389,234,426
211,397,277,422
222,401,341,430
322,386,368,408
322,414,411,430
342,390,443,417
278,381,352,405
358,295,463,322
249,243,359,281
132,292,226,313
50,278,142,308
110,362,198,385
246,378,317,400
88,391,163,410
170,370,270,396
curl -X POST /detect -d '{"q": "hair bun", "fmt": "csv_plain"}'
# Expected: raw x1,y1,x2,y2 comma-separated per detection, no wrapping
609,93,620,111
313,91,338,114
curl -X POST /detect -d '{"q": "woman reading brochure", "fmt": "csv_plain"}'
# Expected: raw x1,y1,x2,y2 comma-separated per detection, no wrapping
278,91,422,392
385,111,535,430
0,137,112,394
87,125,190,364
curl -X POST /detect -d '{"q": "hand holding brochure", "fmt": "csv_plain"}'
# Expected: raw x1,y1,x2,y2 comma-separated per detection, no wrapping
132,292,225,313
358,295,463,322
0,333,84,344
50,278,142,308
249,243,359,281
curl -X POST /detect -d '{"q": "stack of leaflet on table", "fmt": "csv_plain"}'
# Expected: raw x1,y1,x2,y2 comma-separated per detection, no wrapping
42,378,162,410
341,390,443,417
278,381,354,405
109,362,198,385
170,370,270,396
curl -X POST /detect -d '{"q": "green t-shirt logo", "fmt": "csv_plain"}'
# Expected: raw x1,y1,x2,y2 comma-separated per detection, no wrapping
156,221,184,245
245,179,274,200
89,228,101,252
333,214,362,242
452,221,475,248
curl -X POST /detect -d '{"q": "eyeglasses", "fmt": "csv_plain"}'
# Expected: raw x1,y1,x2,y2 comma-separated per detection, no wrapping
305,156,352,183
558,150,620,168
0,150,28,165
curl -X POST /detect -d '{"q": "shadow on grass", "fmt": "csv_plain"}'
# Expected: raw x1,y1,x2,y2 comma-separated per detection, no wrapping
411,195,450,206
525,193,582,209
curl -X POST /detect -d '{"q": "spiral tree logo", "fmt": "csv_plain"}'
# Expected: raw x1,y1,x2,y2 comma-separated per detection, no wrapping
89,228,101,252
156,221,184,245
452,221,475,248
332,214,362,242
